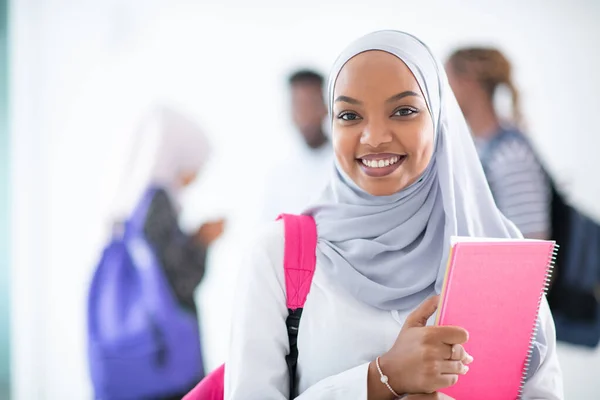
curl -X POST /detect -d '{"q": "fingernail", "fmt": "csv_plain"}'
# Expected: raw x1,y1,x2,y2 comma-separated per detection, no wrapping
461,365,469,374
465,354,474,364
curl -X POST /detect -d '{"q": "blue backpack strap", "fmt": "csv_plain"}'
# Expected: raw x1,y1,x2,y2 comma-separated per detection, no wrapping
277,214,318,398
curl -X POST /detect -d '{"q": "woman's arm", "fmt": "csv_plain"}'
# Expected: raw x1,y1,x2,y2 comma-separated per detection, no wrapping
225,221,388,400
522,298,564,399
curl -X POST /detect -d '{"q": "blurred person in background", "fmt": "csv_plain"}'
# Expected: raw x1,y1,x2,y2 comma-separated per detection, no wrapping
445,48,550,240
138,106,225,315
88,105,224,400
445,49,600,349
261,69,333,220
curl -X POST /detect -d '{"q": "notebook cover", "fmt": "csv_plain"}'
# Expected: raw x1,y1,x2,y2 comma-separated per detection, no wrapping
436,239,556,400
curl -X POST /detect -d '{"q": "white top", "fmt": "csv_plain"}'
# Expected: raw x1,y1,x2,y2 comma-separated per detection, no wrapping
225,221,564,399
260,142,333,222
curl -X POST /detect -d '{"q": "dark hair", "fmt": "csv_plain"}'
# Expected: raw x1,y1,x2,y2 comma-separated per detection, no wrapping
288,69,324,87
448,48,522,125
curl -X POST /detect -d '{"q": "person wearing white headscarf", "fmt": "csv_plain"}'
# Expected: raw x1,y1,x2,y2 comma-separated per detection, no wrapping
124,105,223,309
130,106,225,398
113,106,224,398
114,105,212,217
225,31,562,399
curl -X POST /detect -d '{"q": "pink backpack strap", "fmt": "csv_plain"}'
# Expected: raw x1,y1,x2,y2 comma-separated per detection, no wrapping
182,364,224,400
183,214,317,400
277,214,318,310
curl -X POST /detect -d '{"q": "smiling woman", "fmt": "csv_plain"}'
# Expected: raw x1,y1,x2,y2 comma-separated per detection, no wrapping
224,30,563,400
332,51,434,196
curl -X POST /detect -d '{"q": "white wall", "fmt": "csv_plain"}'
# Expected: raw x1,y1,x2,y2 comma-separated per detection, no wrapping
10,0,600,399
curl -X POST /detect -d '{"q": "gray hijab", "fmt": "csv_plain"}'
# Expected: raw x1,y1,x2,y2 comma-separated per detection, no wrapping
306,30,522,312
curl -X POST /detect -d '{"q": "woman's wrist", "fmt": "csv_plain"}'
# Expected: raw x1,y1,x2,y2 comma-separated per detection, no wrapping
368,355,405,400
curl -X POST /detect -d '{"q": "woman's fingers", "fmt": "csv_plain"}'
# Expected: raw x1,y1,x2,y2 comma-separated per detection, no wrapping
436,373,460,390
439,360,469,375
429,360,468,392
449,344,473,364
433,343,472,365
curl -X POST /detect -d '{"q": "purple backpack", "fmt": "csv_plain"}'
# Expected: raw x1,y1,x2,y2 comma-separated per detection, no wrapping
87,188,204,399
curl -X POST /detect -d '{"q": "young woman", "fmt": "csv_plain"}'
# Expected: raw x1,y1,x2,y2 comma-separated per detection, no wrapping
118,106,224,399
134,106,224,316
225,31,562,399
445,48,551,240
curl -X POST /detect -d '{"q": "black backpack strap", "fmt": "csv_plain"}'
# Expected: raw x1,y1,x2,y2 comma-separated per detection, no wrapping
285,308,304,398
277,214,318,398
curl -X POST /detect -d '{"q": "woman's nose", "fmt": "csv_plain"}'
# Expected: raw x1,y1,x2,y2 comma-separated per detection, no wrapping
360,119,393,148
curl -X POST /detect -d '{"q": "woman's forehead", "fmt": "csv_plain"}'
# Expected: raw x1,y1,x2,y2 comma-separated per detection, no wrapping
326,32,442,129
333,50,424,97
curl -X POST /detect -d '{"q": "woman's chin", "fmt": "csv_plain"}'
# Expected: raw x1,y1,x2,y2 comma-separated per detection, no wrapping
357,177,408,197
353,166,414,197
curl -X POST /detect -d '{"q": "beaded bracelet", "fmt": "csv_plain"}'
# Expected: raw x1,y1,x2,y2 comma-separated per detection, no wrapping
375,356,408,399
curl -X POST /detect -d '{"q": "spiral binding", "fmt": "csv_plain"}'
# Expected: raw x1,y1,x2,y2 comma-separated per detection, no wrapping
517,243,559,399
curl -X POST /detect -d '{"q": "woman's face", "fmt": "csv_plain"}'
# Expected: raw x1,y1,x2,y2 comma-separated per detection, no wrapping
332,50,434,196
179,170,199,188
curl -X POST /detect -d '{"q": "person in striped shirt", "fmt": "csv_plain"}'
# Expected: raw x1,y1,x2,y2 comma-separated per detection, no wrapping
445,48,551,240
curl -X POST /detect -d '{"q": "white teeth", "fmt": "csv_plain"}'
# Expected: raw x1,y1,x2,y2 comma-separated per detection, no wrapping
361,156,402,169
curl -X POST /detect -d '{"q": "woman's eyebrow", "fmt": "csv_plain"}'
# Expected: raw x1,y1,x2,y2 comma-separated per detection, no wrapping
334,95,361,105
334,91,421,106
385,91,420,103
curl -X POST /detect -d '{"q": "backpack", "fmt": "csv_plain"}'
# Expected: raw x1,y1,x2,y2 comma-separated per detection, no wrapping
182,213,318,400
87,187,204,399
547,187,600,348
481,128,600,348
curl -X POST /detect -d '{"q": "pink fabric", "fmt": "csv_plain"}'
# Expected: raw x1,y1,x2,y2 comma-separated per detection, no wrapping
278,214,318,310
183,214,317,399
182,364,224,400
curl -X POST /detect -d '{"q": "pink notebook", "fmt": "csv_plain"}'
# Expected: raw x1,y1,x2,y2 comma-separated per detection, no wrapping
436,237,557,400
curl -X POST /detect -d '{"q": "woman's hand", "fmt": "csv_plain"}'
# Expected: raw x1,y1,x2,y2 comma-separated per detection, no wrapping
196,219,225,246
372,296,473,397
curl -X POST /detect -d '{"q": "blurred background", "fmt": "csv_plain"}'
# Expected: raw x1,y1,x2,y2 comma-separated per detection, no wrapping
2,0,600,399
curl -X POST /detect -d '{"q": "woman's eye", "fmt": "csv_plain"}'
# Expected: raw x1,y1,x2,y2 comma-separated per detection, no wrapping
338,112,361,121
394,107,418,117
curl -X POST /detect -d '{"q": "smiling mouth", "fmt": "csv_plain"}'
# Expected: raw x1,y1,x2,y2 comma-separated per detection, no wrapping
357,153,407,178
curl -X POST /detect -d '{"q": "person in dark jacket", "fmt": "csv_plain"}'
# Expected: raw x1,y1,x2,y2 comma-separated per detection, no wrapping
144,186,223,314
123,105,224,399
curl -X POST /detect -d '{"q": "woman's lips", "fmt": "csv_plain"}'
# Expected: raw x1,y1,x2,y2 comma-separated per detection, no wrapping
357,153,407,177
